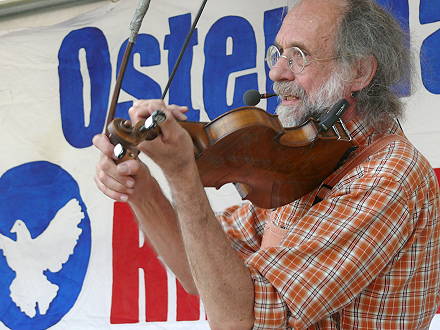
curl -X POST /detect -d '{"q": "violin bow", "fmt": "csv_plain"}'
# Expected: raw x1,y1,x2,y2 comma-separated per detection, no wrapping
104,0,208,134
161,0,208,99
104,0,152,134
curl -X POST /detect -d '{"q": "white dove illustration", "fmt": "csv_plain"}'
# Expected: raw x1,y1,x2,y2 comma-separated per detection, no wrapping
0,198,84,318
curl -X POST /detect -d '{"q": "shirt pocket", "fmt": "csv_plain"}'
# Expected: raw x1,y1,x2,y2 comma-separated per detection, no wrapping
261,220,289,248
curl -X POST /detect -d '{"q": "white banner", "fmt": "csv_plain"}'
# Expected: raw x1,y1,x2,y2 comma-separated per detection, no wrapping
0,0,439,329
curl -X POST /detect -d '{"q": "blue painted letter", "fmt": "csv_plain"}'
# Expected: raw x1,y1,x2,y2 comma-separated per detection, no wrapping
164,13,200,121
116,34,162,119
203,16,258,119
58,27,111,148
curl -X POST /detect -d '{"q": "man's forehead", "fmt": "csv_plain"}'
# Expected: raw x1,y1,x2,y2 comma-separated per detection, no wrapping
276,0,345,52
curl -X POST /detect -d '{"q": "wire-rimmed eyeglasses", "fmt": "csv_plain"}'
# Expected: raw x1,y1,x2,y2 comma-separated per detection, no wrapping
265,45,339,74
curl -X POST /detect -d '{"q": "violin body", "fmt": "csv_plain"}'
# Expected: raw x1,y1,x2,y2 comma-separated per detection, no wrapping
107,106,354,209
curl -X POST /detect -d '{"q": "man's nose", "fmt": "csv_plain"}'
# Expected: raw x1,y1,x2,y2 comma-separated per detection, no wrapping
268,57,295,82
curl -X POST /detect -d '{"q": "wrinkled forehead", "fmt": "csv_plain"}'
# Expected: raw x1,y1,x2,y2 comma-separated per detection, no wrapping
276,0,346,55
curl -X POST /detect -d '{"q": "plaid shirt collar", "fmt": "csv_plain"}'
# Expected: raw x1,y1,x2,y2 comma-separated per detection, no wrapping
343,114,402,148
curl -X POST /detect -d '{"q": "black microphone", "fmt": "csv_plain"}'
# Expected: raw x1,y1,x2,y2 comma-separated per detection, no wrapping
243,89,277,106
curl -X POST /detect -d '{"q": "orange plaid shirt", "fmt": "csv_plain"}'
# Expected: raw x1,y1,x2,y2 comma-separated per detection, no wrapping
217,118,440,329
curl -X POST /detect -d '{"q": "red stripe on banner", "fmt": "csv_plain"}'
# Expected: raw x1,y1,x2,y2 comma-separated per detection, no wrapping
111,202,167,323
176,280,200,321
110,202,201,324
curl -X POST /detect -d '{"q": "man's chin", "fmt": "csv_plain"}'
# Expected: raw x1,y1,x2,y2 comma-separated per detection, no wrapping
276,104,307,128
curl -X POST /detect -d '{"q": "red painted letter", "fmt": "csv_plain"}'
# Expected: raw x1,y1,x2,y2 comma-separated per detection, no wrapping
111,202,168,323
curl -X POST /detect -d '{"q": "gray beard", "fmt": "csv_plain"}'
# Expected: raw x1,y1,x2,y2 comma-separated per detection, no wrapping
275,103,319,127
273,70,348,127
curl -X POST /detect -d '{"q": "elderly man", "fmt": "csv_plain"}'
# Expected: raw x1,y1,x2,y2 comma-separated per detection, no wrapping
94,0,440,328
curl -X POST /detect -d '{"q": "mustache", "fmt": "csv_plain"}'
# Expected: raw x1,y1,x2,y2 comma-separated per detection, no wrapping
273,81,308,100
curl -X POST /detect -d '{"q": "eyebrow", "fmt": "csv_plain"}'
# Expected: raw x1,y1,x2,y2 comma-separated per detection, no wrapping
274,41,312,55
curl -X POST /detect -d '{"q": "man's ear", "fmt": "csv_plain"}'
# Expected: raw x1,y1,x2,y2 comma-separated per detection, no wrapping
350,55,378,92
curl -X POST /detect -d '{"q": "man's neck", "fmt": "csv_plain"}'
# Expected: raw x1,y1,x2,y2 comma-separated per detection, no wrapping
341,97,358,123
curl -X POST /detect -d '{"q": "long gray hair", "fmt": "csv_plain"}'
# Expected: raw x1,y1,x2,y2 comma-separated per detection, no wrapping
287,0,414,131
336,0,413,130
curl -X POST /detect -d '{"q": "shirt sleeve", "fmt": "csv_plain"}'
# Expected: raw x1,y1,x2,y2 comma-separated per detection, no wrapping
246,172,414,329
216,202,270,259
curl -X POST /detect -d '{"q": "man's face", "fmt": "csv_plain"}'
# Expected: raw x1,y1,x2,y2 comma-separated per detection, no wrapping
269,0,352,126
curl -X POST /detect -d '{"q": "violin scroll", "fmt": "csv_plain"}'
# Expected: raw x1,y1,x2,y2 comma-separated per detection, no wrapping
107,110,166,163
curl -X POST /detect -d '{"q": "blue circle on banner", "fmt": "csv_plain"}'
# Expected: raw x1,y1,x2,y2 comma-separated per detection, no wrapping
0,161,91,329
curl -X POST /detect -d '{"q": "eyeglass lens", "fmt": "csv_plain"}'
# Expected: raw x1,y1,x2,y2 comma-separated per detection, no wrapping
265,45,306,73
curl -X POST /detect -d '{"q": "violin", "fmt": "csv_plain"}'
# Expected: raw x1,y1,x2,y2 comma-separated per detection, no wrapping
107,100,355,209
104,0,355,209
